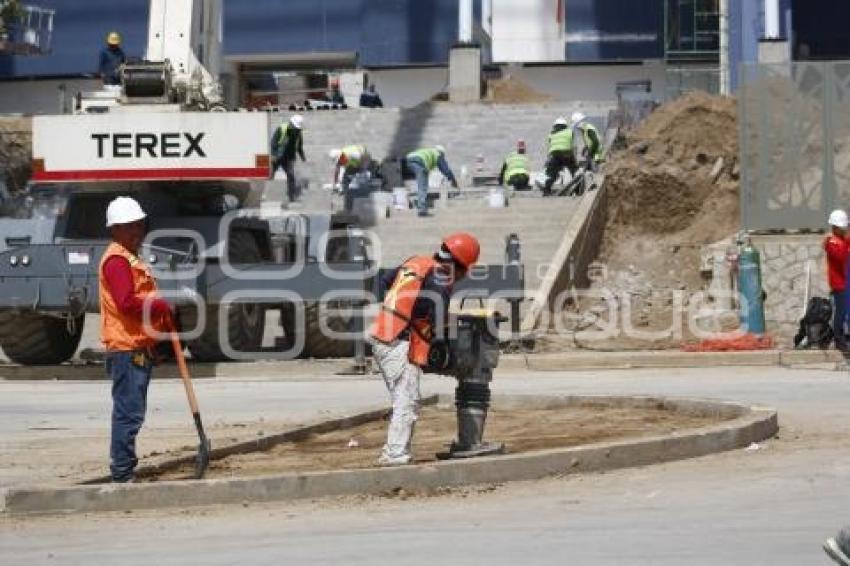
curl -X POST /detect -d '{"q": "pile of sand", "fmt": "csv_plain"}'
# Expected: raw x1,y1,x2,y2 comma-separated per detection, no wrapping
601,91,740,290
485,74,552,104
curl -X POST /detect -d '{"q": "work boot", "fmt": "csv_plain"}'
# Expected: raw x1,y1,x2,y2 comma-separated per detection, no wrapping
824,528,850,565
377,450,412,467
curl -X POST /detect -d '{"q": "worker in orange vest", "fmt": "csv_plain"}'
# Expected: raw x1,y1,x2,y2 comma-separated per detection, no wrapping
99,196,173,482
368,232,481,465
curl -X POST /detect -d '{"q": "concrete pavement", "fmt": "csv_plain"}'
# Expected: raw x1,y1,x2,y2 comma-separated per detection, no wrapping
2,364,850,564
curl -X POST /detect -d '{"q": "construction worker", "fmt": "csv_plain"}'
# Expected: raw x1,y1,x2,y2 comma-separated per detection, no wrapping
98,31,126,86
99,196,173,482
329,144,371,211
571,111,604,172
271,114,306,203
542,117,576,196
498,139,531,191
405,145,458,217
824,209,850,351
368,232,481,465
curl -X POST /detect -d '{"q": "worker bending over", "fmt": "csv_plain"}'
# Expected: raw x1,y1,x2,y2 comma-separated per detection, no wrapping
329,144,371,211
571,112,604,172
498,139,531,191
825,209,850,351
271,115,306,203
542,117,576,196
368,232,481,465
99,197,172,482
405,145,458,217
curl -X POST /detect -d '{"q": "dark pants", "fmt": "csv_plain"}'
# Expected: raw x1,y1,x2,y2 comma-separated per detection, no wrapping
107,351,152,482
507,173,530,191
273,157,298,202
833,289,849,349
543,151,577,195
406,157,430,214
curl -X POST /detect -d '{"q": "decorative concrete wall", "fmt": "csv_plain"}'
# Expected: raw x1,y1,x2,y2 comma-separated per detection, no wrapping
751,234,828,345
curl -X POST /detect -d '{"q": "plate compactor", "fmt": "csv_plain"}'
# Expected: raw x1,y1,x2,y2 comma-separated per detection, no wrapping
428,310,506,460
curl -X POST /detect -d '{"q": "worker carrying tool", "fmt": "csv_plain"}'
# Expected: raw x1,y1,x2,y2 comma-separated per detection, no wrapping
498,139,531,191
405,145,459,217
98,31,126,86
571,111,604,172
542,117,577,196
271,114,306,203
368,232,481,465
329,144,371,211
824,209,850,351
99,196,173,483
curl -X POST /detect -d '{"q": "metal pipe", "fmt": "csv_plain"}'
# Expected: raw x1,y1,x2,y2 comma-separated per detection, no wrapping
459,0,473,43
764,0,780,39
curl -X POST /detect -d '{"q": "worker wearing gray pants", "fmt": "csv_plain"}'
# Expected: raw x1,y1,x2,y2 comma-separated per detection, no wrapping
368,232,481,465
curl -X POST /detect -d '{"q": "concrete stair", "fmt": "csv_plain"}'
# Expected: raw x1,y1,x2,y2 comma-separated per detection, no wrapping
370,194,581,294
267,101,614,189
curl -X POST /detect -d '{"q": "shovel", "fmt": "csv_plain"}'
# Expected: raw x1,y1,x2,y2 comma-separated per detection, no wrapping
170,331,210,479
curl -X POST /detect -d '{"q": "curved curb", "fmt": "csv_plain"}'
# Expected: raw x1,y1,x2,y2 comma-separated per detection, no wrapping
1,395,778,516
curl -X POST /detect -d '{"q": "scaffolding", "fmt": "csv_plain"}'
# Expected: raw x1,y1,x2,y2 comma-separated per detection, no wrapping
0,3,54,56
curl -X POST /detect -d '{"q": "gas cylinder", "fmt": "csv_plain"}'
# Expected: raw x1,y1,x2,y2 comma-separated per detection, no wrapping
737,240,766,334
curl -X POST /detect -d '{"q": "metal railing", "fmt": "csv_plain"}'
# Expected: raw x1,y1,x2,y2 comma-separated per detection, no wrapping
739,61,850,231
0,4,54,55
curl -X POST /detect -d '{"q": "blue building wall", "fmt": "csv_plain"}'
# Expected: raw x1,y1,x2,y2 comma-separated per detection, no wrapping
0,0,462,78
565,0,664,61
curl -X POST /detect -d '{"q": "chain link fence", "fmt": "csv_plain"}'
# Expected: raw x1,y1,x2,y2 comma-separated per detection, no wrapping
740,61,850,231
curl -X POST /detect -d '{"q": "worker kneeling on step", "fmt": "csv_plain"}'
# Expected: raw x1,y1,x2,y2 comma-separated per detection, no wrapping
368,232,481,465
543,117,577,196
498,139,531,191
405,145,459,217
100,197,173,482
329,144,370,211
571,112,604,173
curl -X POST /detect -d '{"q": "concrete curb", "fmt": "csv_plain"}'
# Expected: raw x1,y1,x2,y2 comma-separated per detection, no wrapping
1,394,778,516
497,349,846,372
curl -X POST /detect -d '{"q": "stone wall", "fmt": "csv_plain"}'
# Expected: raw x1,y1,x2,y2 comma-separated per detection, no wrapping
751,234,828,345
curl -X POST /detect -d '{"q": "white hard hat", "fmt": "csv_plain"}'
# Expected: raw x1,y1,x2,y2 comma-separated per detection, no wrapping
329,149,342,162
829,209,849,229
106,196,146,227
571,111,586,124
554,117,568,126
435,144,446,154
290,114,304,129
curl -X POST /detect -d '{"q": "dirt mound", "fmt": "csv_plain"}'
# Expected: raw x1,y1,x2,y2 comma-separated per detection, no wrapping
543,92,741,352
485,74,552,104
601,92,740,287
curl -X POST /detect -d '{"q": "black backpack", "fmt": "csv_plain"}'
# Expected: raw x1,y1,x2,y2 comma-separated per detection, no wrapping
794,296,833,349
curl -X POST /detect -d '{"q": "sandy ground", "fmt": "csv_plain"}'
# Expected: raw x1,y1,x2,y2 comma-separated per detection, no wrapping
149,404,722,481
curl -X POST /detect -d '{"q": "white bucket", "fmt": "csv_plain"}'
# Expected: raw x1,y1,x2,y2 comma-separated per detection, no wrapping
488,188,506,208
393,187,408,210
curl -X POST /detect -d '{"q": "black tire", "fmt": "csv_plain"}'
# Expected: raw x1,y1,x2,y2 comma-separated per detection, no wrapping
187,231,265,362
0,310,84,365
278,302,355,359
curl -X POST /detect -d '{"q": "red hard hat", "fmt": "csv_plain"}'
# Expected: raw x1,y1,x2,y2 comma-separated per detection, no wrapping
442,232,480,269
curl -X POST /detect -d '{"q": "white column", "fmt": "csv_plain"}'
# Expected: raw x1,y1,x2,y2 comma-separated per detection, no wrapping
764,0,780,39
719,0,729,95
459,0,473,43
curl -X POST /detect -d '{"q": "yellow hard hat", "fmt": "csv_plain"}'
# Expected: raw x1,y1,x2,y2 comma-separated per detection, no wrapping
107,32,121,45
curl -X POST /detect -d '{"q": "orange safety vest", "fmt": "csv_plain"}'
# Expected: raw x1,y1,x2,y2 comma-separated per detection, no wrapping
369,255,440,366
98,241,164,351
